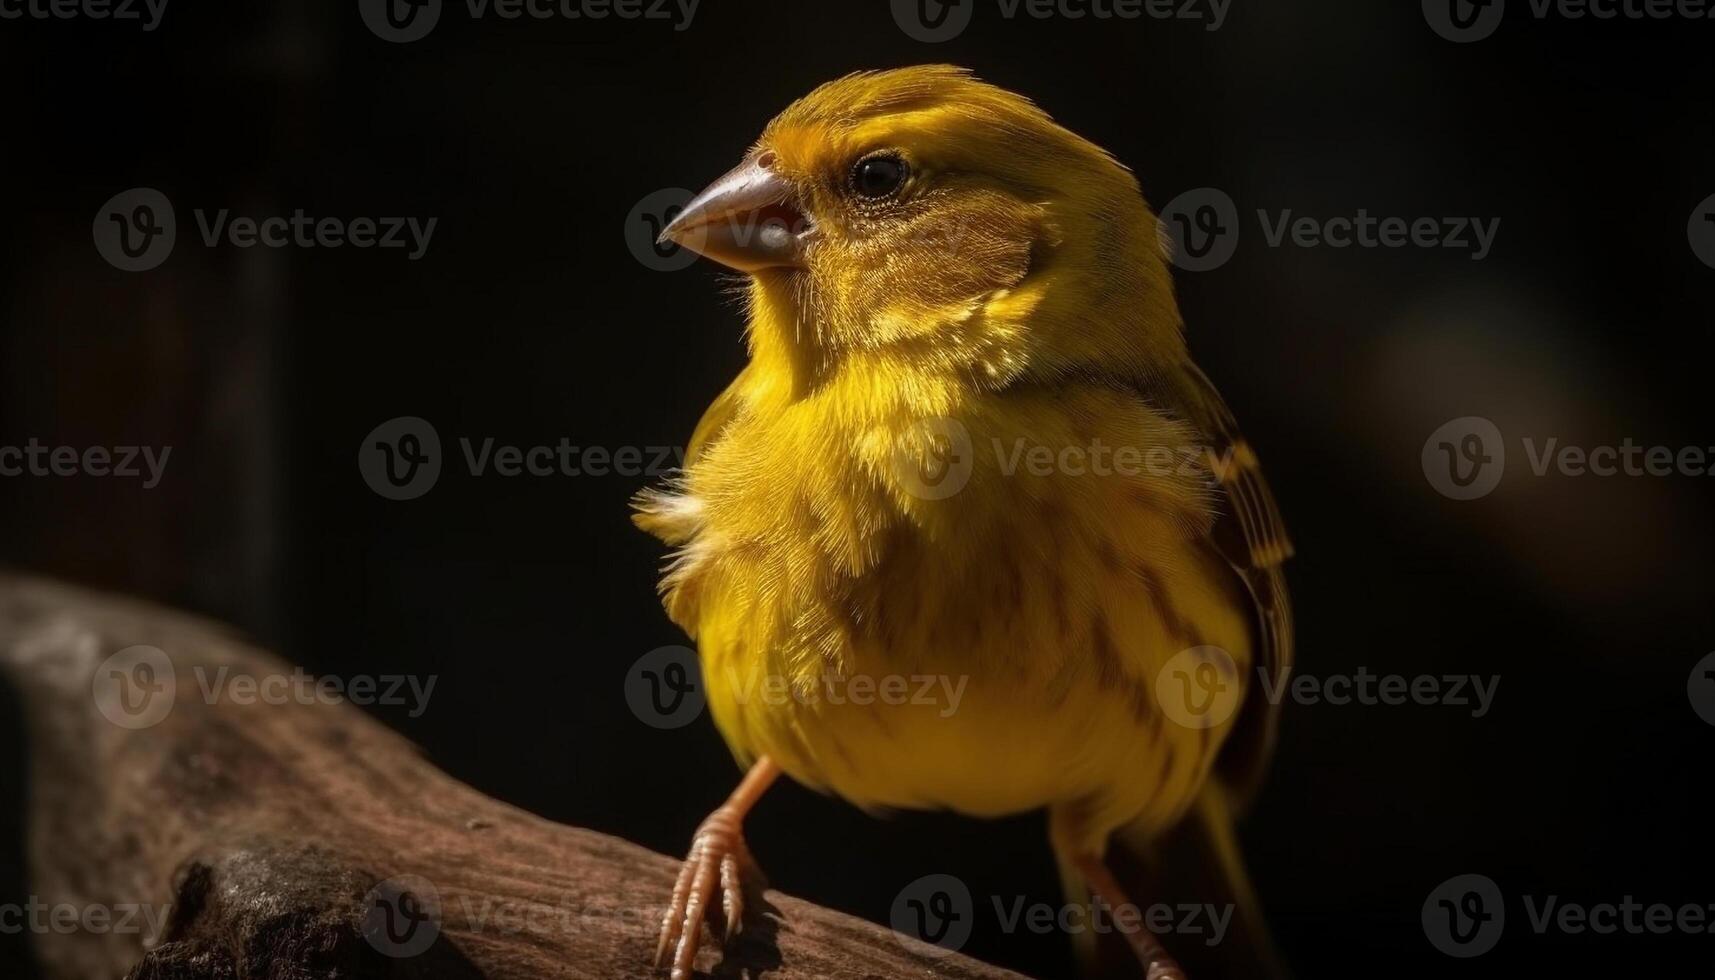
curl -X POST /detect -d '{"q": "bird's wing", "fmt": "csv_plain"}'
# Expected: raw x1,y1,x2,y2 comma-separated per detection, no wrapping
1146,360,1294,807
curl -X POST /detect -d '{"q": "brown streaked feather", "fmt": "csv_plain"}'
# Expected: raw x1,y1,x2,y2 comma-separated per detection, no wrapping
1144,360,1294,809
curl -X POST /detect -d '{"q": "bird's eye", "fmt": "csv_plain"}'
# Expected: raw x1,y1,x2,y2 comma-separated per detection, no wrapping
850,154,907,199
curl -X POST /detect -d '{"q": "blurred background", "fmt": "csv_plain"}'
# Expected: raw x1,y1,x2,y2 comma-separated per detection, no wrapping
2,1,1712,977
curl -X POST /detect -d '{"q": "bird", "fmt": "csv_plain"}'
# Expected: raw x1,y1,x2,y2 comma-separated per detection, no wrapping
634,65,1293,980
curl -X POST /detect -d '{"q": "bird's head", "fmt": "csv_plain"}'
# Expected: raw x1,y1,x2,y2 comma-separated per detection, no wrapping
660,66,1186,387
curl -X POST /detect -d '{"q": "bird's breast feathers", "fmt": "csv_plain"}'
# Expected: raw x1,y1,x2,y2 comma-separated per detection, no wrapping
635,375,1255,826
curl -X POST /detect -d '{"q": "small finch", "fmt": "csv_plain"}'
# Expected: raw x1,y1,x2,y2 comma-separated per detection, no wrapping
636,66,1292,980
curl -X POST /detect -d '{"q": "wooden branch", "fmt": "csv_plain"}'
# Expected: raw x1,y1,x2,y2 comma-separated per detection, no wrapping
0,573,1026,980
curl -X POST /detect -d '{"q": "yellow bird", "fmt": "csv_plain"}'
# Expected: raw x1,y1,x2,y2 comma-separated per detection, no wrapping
636,65,1293,980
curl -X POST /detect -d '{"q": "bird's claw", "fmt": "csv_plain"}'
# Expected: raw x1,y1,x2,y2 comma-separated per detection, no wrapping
654,806,759,980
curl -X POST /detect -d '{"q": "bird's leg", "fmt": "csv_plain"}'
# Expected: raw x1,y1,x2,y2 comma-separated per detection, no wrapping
655,756,780,980
1073,854,1189,980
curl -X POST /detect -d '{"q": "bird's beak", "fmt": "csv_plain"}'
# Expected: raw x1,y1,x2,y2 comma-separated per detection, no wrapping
657,155,811,273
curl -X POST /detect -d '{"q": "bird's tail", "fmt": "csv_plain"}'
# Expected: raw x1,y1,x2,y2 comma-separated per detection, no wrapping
1057,783,1287,980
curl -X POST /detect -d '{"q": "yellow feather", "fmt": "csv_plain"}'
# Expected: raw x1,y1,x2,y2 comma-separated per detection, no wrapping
636,65,1290,971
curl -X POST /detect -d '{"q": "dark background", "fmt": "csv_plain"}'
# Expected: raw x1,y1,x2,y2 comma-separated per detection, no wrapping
2,1,1713,977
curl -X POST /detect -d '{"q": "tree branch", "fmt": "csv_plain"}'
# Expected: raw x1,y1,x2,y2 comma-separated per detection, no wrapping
0,573,1025,980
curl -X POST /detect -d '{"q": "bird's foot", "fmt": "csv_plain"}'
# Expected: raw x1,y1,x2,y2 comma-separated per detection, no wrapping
1073,853,1188,980
654,805,762,980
